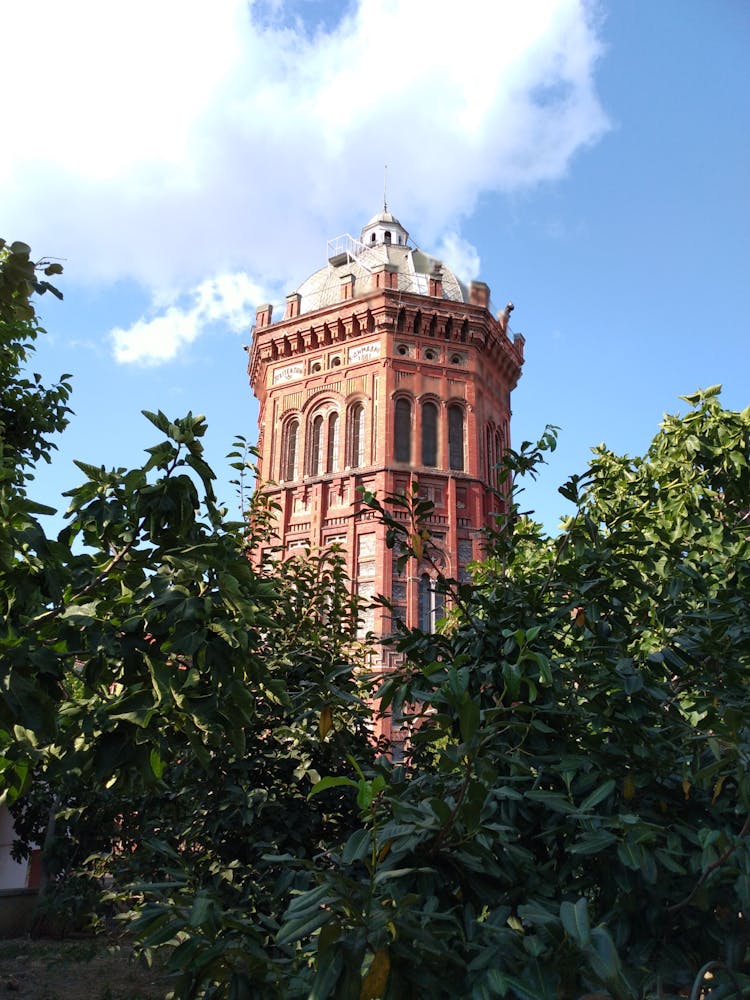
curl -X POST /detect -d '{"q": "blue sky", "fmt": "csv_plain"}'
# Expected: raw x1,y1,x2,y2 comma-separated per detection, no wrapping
2,0,748,534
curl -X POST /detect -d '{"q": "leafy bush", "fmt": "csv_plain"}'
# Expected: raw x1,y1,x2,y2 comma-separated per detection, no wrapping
281,390,750,998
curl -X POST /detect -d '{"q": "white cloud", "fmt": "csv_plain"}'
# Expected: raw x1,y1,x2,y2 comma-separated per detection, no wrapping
111,273,268,365
1,0,608,362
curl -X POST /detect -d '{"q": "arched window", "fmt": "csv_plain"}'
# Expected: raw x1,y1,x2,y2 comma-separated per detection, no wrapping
307,414,324,476
394,398,411,463
448,404,464,471
485,424,495,484
326,412,339,472
348,403,365,468
495,428,504,483
281,418,299,481
418,574,444,633
422,401,438,467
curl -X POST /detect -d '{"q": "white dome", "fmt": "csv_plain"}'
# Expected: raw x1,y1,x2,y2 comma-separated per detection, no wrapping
294,211,467,316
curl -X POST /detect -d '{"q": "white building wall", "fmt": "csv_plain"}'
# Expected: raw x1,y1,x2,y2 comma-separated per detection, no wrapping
0,806,29,890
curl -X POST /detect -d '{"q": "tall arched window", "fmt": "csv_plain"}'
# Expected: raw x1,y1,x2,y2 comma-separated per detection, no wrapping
448,404,464,471
394,398,411,463
326,412,339,472
307,414,324,476
485,424,496,484
495,428,504,478
281,418,299,481
422,401,438,467
418,574,444,633
348,403,365,468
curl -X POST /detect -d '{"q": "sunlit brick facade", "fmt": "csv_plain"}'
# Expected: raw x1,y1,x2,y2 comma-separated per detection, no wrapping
247,209,524,738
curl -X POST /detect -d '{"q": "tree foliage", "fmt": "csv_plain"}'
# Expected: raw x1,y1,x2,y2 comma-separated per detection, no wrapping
289,388,750,999
1,242,749,998
0,238,70,479
0,243,375,994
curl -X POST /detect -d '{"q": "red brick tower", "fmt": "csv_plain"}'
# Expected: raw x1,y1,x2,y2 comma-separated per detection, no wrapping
247,209,524,734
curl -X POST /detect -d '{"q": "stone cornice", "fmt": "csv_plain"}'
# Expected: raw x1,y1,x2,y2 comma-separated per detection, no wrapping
247,288,523,398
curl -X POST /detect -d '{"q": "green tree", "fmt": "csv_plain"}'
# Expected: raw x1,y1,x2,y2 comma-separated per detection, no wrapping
0,238,72,800
284,389,750,999
0,238,69,478
1,244,374,997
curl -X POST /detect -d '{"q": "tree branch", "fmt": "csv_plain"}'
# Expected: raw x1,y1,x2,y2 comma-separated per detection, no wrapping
667,812,750,914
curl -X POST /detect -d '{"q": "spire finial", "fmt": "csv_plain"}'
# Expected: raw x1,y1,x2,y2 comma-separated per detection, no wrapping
383,164,388,212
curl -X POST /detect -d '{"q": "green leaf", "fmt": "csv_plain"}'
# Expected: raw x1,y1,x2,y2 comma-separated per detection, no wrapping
189,892,213,928
142,409,171,433
459,695,480,743
310,944,343,1000
149,749,165,780
586,925,623,985
342,827,371,865
525,791,577,815
569,830,618,854
276,908,330,946
308,775,358,798
579,779,616,812
560,898,590,948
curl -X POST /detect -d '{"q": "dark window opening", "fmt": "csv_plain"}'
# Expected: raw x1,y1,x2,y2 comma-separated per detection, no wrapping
418,573,444,633
308,415,324,476
327,412,339,472
394,398,411,462
349,403,365,468
282,419,299,481
422,401,438,467
448,404,464,471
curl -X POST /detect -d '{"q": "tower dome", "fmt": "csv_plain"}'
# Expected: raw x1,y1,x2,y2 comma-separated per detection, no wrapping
293,209,468,316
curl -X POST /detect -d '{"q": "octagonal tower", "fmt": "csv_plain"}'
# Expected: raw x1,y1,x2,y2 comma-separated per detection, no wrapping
247,209,524,734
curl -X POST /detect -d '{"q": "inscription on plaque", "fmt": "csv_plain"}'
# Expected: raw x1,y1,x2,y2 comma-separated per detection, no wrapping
272,362,304,385
348,341,380,364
